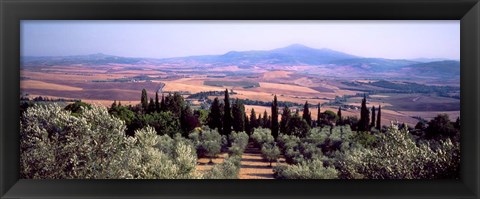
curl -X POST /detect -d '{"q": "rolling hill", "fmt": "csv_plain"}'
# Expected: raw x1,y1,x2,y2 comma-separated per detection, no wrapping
20,44,460,81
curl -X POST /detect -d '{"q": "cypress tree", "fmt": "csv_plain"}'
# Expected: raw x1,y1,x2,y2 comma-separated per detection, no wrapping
267,116,272,129
223,89,232,136
111,100,117,110
148,98,155,114
141,88,148,112
316,103,321,127
258,113,264,128
371,106,376,128
207,97,223,132
280,106,291,134
302,101,312,127
232,99,245,132
250,108,258,129
358,94,370,131
155,91,160,112
263,110,269,128
337,107,343,125
244,112,251,134
180,105,200,136
376,105,382,130
160,94,166,112
271,95,279,140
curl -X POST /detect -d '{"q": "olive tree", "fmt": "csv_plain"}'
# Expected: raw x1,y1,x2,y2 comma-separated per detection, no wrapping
261,143,281,167
189,126,222,164
20,104,127,179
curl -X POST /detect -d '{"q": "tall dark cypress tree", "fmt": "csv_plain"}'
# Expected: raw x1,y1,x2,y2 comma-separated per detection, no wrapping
232,99,245,132
376,105,382,130
244,112,251,134
160,94,166,112
111,100,117,110
263,110,269,128
358,94,370,131
180,105,200,136
155,91,160,112
258,113,264,128
271,95,279,140
148,98,155,114
223,89,232,136
207,97,223,132
371,106,376,128
250,108,258,129
141,88,148,112
316,103,321,127
337,107,343,125
280,106,291,134
302,101,312,127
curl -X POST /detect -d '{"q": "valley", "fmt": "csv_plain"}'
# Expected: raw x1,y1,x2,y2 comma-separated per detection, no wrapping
20,45,460,127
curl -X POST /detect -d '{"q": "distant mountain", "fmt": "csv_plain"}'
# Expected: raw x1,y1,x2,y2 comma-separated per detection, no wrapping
328,58,419,72
158,44,359,66
410,58,456,63
20,45,460,81
400,60,460,77
21,53,146,67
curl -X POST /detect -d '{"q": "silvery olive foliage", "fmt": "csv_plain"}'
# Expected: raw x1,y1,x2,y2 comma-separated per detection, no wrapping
20,104,128,179
274,159,339,179
202,155,242,179
188,126,222,161
275,123,458,179
20,104,199,179
337,123,460,179
229,131,249,149
261,142,281,166
251,128,274,147
204,131,247,179
228,131,249,156
124,126,199,179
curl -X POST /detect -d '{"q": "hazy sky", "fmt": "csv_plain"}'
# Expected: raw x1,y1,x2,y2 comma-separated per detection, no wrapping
21,20,460,60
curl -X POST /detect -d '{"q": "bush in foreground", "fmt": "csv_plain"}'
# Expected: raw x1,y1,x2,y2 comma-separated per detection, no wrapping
20,104,199,179
337,123,460,179
273,159,338,179
202,155,242,179
189,126,222,163
261,142,281,167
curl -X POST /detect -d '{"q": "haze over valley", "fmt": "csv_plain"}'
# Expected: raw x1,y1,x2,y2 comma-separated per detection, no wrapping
21,44,460,126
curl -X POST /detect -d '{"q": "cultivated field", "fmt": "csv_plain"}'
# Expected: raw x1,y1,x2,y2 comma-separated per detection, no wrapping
20,63,460,127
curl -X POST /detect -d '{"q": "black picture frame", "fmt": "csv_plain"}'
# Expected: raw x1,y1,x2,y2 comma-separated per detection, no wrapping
1,0,479,198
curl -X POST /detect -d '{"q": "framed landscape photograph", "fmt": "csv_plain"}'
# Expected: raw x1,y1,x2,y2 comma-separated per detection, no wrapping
1,0,479,198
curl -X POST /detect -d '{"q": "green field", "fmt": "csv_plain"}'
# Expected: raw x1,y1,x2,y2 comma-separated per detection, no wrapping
362,93,460,112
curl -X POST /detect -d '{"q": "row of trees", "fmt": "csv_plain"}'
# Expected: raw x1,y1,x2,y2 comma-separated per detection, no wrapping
110,89,201,137
206,90,386,141
206,90,281,139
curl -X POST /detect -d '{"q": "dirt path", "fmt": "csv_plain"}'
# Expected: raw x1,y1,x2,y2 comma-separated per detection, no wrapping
239,143,277,179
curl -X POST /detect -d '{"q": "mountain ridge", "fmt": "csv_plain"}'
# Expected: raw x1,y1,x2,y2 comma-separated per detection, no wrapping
21,44,459,80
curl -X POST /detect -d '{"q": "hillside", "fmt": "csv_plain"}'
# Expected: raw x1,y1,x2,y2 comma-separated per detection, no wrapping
20,44,460,81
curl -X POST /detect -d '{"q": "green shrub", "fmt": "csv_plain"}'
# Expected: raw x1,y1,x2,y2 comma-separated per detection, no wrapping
20,104,126,179
251,128,274,147
189,126,222,163
273,159,338,179
202,155,242,179
277,134,301,154
229,131,249,150
337,123,460,179
20,104,199,179
261,142,281,167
